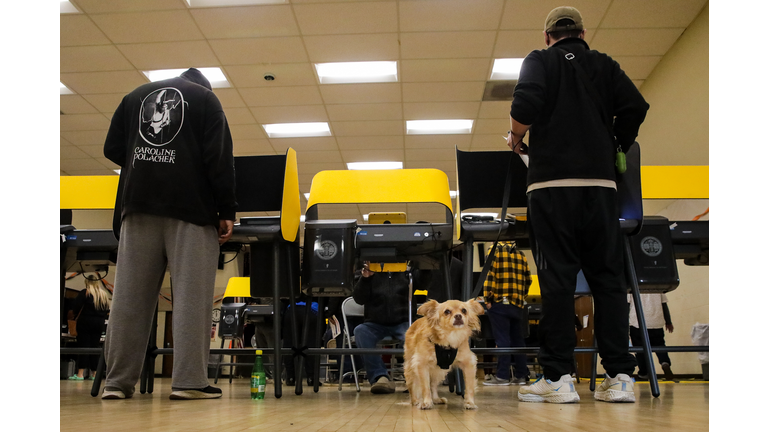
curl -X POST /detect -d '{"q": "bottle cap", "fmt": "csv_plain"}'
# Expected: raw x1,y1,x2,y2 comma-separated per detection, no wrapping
256,349,262,355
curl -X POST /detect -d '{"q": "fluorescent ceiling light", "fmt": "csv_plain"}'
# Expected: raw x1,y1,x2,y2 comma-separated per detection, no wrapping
315,61,398,84
60,82,74,95
186,0,286,6
143,67,230,88
490,58,525,80
300,215,306,222
347,162,403,170
263,122,331,138
450,191,458,199
60,1,80,13
406,120,473,135
114,169,121,175
304,193,310,200
363,214,369,221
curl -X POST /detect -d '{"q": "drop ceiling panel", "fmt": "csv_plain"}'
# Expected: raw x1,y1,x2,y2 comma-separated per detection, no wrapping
190,6,300,38
405,135,471,150
303,33,400,62
401,59,491,83
240,86,324,107
336,135,404,151
90,11,204,44
73,0,185,14
326,103,403,122
493,30,549,58
341,148,404,163
226,63,317,87
61,45,134,73
222,107,257,125
249,105,328,124
60,15,112,46
210,37,309,65
591,28,684,56
60,130,109,147
60,95,100,115
319,83,402,105
81,94,132,114
60,71,149,95
601,0,708,28
406,148,457,162
229,124,268,140
399,0,505,32
60,114,111,132
499,0,612,31
116,41,220,71
479,101,512,119
293,3,398,35
402,102,481,120
402,82,486,102
61,145,91,160
474,118,511,135
269,137,339,153
399,31,497,60
332,120,404,137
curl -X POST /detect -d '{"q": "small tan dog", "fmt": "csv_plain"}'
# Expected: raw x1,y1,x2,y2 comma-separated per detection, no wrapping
404,299,484,409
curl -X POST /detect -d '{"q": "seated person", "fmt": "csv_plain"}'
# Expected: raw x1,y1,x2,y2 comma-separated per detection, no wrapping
352,261,411,394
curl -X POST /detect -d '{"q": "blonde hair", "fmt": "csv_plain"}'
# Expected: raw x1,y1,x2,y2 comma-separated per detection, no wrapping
85,279,111,311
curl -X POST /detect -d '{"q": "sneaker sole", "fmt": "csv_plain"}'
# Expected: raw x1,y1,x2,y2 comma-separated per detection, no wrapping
102,390,130,400
371,386,396,394
518,391,580,403
594,390,636,403
482,381,511,386
169,390,222,400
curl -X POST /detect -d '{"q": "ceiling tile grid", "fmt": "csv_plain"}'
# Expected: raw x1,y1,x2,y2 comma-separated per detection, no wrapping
60,0,707,222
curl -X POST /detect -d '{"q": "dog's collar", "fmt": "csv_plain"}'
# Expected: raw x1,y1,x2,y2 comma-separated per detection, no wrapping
433,343,458,369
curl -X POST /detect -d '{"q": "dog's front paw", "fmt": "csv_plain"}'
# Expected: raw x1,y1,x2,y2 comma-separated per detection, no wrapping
418,400,434,410
435,397,448,405
463,400,478,410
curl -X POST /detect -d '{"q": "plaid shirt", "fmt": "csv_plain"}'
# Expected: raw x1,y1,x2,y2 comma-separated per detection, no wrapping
483,242,532,308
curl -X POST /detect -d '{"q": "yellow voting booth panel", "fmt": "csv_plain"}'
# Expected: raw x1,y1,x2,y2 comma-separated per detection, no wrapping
60,176,119,209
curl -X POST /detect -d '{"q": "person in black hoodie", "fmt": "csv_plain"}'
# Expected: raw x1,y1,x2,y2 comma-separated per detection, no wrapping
68,279,111,380
352,262,411,394
101,68,237,400
509,7,648,404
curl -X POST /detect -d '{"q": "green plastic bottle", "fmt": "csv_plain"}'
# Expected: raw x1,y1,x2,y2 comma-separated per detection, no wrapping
251,349,266,400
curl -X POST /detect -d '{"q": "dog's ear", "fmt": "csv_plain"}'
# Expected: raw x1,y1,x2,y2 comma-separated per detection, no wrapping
466,299,484,332
417,299,438,317
466,299,485,316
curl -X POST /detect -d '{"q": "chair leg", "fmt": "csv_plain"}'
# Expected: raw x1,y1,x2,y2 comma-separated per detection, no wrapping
624,237,661,398
214,338,224,384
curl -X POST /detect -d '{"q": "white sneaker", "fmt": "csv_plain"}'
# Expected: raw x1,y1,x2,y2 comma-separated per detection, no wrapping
518,374,580,403
594,374,636,403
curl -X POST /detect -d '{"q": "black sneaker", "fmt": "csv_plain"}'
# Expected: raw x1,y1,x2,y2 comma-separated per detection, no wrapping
169,385,222,400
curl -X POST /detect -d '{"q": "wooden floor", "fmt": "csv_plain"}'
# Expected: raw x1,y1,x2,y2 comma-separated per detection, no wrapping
60,377,709,431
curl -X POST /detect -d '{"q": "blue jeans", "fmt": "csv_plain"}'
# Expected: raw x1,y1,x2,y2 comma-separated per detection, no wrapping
353,321,409,384
486,303,528,380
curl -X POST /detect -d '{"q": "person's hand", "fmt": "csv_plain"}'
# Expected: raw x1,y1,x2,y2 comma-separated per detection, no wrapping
507,131,528,155
361,262,374,278
218,220,234,245
666,323,674,333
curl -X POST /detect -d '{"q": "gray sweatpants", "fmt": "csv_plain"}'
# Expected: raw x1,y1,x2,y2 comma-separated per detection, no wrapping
104,213,219,395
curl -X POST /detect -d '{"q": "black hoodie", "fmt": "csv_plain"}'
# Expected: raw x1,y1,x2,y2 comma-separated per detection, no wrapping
104,68,237,227
511,38,649,187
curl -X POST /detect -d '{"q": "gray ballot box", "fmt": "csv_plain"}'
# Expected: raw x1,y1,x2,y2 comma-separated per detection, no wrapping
219,303,247,338
627,216,680,293
303,219,357,296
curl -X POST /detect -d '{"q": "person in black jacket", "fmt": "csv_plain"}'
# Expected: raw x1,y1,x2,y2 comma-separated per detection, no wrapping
352,262,411,394
509,7,648,404
68,279,111,380
101,68,237,400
